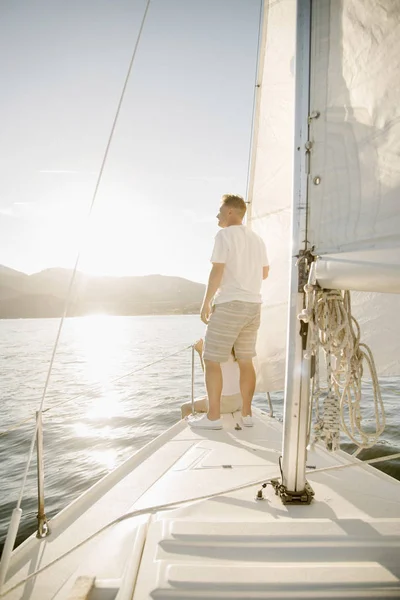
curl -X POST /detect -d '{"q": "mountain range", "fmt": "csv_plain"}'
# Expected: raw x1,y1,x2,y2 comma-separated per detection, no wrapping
0,265,206,318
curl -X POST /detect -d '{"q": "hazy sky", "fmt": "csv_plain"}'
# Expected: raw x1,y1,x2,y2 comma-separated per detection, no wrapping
0,0,262,283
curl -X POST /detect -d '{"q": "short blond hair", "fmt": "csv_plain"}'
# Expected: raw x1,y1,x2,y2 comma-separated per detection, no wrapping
221,194,247,217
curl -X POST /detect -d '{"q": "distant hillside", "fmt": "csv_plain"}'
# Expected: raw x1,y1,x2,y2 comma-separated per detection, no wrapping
0,284,22,301
0,266,205,318
0,294,65,319
0,266,29,298
0,265,28,278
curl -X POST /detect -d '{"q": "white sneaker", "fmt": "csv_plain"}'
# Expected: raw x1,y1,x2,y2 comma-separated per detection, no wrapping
189,415,223,430
241,415,254,427
187,413,198,421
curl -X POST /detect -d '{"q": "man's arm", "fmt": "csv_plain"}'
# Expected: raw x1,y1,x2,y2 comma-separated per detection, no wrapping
194,339,205,372
263,266,270,280
200,263,225,324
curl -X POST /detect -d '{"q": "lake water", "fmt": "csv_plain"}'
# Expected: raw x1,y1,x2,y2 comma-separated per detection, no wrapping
1,315,399,549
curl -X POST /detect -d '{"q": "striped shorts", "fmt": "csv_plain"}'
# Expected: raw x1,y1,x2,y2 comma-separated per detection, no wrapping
203,301,261,363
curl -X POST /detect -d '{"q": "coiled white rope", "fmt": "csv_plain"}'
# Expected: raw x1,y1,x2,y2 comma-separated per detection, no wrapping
299,269,386,451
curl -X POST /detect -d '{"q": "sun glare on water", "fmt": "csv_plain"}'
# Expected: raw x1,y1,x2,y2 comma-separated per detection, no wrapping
77,315,127,422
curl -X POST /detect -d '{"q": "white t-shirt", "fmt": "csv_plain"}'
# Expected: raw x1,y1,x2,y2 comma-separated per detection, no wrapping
211,225,268,304
221,355,240,396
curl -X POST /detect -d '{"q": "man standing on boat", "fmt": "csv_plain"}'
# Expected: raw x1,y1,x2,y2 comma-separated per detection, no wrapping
189,194,269,430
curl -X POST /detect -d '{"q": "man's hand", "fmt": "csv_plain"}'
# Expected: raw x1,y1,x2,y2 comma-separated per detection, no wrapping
200,263,224,325
200,302,212,325
194,339,204,354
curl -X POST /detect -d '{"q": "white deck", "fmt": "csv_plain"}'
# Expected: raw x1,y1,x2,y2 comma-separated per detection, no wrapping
2,409,400,599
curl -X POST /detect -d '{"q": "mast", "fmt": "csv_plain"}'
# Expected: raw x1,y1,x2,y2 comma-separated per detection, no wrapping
280,0,314,501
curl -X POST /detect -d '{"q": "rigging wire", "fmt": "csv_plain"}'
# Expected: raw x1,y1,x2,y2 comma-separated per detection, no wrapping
13,0,152,511
244,0,264,215
0,9,153,591
0,343,191,438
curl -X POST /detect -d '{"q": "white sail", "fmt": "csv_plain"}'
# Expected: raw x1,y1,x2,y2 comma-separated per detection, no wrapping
308,0,400,292
250,0,400,392
309,0,400,373
248,0,296,392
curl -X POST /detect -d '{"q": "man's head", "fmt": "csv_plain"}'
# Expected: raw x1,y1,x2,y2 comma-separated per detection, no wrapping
216,194,247,228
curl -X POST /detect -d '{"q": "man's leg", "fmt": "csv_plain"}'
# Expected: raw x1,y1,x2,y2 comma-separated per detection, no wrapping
237,359,256,417
234,304,261,419
204,359,223,420
181,397,208,419
202,303,242,423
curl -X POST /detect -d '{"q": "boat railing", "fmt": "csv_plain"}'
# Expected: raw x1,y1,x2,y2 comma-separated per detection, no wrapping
0,341,196,589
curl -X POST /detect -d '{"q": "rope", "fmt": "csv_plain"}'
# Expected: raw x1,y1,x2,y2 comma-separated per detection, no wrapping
309,451,400,475
300,279,386,451
2,448,399,598
0,344,191,438
0,415,34,439
43,344,190,414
